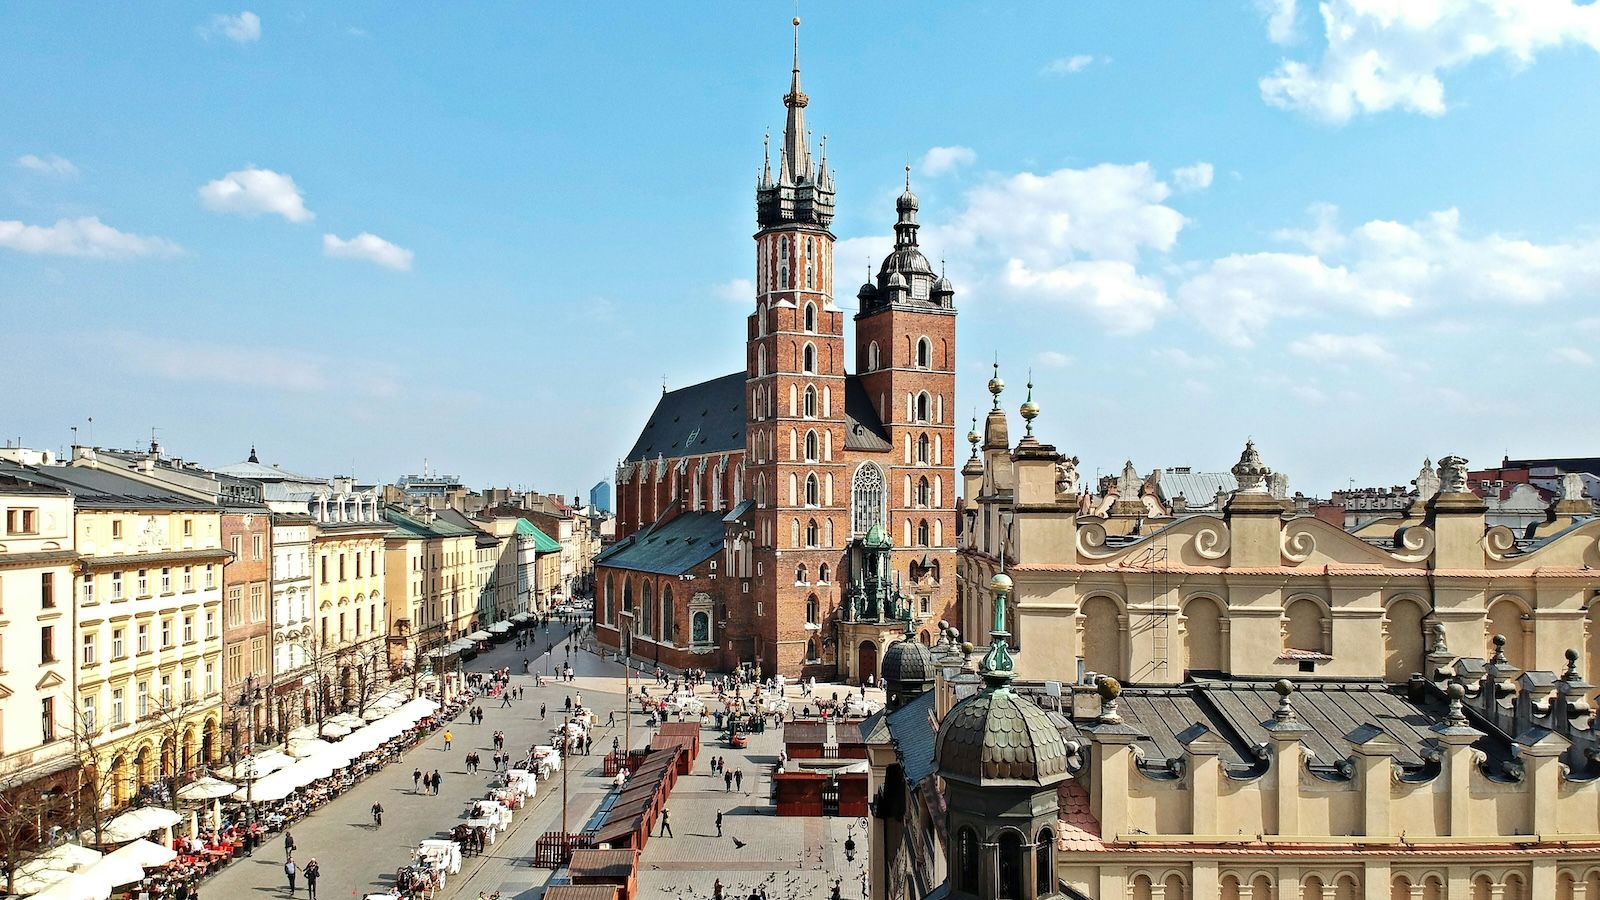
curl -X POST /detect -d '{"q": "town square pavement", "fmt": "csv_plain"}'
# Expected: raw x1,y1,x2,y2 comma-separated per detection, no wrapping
203,620,884,899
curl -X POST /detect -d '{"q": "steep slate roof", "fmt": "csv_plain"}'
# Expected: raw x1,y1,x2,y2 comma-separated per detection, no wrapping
384,506,477,539
435,507,499,547
624,372,746,463
622,370,893,463
884,690,939,786
595,511,724,576
514,518,562,553
0,462,214,510
843,375,892,452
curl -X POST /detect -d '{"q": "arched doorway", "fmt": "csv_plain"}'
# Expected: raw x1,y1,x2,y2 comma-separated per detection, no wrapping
202,717,217,764
857,640,878,686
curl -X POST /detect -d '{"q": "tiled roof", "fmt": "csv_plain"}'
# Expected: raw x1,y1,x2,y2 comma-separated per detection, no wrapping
514,518,562,552
936,686,1073,786
542,887,621,900
886,691,939,786
624,372,746,463
568,848,637,880
0,462,215,510
595,511,724,576
1055,779,1102,851
842,375,891,452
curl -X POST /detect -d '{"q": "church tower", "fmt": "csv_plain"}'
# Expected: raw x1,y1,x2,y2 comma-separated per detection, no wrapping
853,174,959,622
746,18,847,676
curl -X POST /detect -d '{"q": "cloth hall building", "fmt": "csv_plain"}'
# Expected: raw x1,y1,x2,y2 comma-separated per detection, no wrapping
595,21,958,680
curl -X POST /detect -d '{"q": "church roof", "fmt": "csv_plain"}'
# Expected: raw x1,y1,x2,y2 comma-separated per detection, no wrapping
595,510,725,576
623,372,746,463
622,370,892,464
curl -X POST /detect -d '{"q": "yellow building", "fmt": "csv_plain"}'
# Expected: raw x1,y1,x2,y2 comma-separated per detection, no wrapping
383,507,478,678
7,454,227,811
306,486,388,718
864,377,1600,900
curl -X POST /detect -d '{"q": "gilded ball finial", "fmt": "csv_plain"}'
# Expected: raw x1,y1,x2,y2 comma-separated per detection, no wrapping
793,16,801,26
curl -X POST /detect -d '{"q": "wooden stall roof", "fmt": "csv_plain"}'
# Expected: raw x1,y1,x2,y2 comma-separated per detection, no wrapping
569,848,639,880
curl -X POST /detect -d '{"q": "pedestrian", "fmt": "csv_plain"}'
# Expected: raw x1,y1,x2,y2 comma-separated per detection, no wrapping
716,810,724,837
465,752,473,773
284,830,296,858
432,769,442,793
565,695,572,712
304,858,320,900
658,807,673,837
541,703,547,720
443,729,453,750
413,769,422,792
284,857,297,894
607,710,614,727
735,769,743,791
724,770,733,791
501,691,512,708
372,802,384,826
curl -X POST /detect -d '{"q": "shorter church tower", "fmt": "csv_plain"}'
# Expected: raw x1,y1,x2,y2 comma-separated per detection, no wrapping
934,572,1068,899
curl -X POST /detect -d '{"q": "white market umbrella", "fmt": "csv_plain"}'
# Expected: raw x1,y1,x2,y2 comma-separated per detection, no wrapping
234,768,300,802
360,706,389,721
326,712,366,730
97,807,182,844
466,630,492,641
10,867,77,895
176,777,238,801
101,838,176,869
488,622,512,634
25,869,113,900
319,722,352,739
286,737,334,758
79,853,143,890
336,727,387,756
17,843,101,879
288,724,322,741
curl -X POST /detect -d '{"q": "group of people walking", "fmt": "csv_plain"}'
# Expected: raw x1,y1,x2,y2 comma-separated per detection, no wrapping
281,832,321,898
412,767,445,794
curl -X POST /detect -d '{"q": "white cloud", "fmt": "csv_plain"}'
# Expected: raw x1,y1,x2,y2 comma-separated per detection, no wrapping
1258,0,1297,44
1553,347,1595,366
1179,205,1600,345
99,331,404,396
322,232,413,271
715,278,754,305
198,167,312,222
1033,350,1072,369
1150,348,1217,370
1289,332,1394,364
15,154,78,177
1040,54,1097,76
1171,162,1214,192
919,146,976,178
202,11,261,43
0,216,181,259
834,234,896,288
1004,258,1168,334
1260,0,1600,123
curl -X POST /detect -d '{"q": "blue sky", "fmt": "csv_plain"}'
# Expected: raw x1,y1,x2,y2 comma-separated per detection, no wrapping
3,2,1598,498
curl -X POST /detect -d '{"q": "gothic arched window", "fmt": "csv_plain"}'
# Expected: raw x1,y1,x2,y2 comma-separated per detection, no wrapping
804,301,816,333
756,345,766,377
917,477,930,507
916,336,932,368
917,519,930,547
917,434,930,464
915,392,930,422
805,240,815,289
805,474,819,506
867,341,880,371
818,563,829,583
795,564,807,584
640,581,653,637
804,385,817,417
806,595,819,624
805,430,819,462
779,236,789,289
661,586,674,643
806,519,819,548
851,463,886,536
803,343,816,374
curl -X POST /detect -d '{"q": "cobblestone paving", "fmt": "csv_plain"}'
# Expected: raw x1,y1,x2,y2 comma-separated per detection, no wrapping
202,621,882,900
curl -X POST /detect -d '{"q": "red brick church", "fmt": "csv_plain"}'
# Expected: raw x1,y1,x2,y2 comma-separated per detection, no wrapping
595,20,958,681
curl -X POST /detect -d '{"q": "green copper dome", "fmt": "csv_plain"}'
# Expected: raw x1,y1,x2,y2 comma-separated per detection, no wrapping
934,688,1071,786
863,523,891,549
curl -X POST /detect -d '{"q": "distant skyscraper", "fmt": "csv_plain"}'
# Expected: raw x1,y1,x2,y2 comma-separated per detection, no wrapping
589,480,611,514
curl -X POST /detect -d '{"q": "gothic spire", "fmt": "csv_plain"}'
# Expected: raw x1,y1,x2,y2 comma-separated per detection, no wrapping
782,17,812,184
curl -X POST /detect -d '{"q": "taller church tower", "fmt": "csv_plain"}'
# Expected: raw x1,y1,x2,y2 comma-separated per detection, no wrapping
745,19,848,675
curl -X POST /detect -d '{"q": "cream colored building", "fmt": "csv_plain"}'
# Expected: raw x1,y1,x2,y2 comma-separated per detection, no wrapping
383,507,478,675
864,376,1600,900
0,472,77,796
307,485,388,717
4,455,227,810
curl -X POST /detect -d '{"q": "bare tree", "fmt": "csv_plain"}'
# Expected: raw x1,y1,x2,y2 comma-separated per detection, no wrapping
293,631,342,725
57,701,115,850
145,694,207,805
0,772,65,896
347,639,390,714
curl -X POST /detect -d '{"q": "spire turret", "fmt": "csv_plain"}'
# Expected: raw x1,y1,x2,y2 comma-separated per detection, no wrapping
756,17,835,230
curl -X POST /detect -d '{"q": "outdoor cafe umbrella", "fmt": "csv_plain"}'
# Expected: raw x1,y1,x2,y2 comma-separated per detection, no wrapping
24,869,113,900
93,806,182,844
325,712,366,730
286,737,334,758
319,722,352,739
100,839,176,870
176,777,237,801
78,853,143,892
9,844,100,896
466,630,492,642
220,749,294,780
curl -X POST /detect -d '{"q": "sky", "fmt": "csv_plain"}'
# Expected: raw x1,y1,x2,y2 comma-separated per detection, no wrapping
3,2,1598,498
